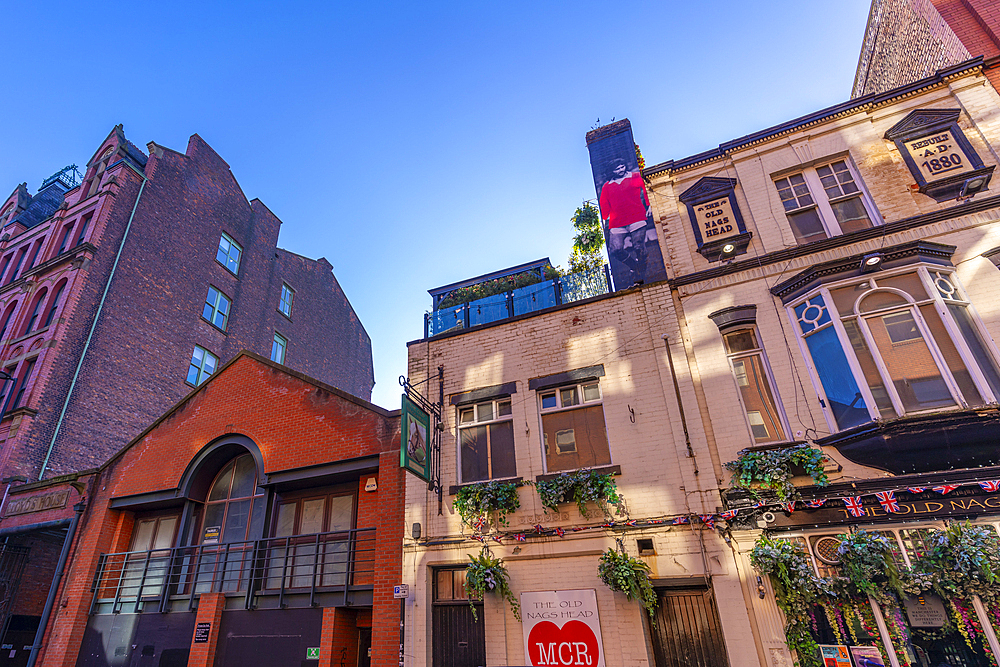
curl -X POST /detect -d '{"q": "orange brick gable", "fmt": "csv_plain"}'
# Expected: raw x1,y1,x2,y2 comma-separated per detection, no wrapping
108,352,399,500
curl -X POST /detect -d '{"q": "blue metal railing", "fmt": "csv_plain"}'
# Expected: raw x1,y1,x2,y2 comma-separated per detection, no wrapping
424,265,612,337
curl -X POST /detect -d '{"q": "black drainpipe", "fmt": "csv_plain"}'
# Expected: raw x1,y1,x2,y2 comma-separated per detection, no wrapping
26,499,85,667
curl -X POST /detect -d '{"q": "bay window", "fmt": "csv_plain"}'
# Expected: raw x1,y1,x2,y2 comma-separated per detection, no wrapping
790,266,1000,431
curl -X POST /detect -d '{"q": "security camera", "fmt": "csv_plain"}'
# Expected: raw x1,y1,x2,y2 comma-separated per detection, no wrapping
762,511,776,524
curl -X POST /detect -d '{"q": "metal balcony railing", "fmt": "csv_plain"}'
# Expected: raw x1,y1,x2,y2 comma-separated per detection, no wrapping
424,265,612,337
89,527,376,614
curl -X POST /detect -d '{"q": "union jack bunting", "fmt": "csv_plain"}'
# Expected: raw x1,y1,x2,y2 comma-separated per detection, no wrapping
571,527,585,532
472,534,486,543
875,491,900,513
626,520,638,526
784,502,796,514
979,481,1000,492
514,534,526,542
554,527,565,537
805,499,827,508
672,516,690,525
932,485,959,495
534,524,544,533
473,516,488,532
492,535,503,543
719,509,739,520
752,501,767,509
843,497,865,517
906,487,927,494
699,515,716,530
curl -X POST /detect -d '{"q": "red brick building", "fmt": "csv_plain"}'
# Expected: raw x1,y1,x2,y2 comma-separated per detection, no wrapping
0,126,375,664
854,0,1000,96
4,352,401,667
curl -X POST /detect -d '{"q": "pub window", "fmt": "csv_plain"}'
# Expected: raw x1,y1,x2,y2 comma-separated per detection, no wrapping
458,398,516,483
722,327,789,444
201,454,265,545
538,381,611,473
774,158,881,245
790,267,1000,432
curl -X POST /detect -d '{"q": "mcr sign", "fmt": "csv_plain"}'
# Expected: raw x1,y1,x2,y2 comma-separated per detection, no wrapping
527,621,599,666
521,590,605,667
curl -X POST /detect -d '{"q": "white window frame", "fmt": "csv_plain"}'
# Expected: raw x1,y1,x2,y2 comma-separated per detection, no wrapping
279,283,294,318
217,232,242,275
203,285,231,331
722,326,791,445
271,332,287,364
187,346,218,385
537,381,611,473
457,397,516,483
774,157,882,244
787,264,1000,432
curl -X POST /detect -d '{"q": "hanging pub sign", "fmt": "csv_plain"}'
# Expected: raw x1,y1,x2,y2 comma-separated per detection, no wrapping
884,109,994,202
520,589,606,667
400,395,431,482
678,177,752,262
585,119,667,291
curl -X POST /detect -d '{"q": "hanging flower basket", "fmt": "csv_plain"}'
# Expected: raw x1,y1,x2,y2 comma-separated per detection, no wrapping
454,479,521,532
465,547,521,622
535,469,625,518
597,545,657,620
724,444,829,502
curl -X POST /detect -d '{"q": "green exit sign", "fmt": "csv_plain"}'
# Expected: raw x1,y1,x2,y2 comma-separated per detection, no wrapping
306,647,320,660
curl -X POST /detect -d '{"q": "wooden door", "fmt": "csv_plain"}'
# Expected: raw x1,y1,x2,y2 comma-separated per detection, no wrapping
650,586,729,667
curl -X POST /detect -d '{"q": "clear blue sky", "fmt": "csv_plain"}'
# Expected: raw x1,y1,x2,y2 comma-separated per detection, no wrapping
0,1,871,409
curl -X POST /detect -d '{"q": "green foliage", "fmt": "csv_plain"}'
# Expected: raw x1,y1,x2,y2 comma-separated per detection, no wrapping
598,547,657,619
453,480,521,531
568,203,607,275
836,530,904,601
535,469,624,518
751,527,1000,667
907,522,1000,604
724,444,829,502
438,269,554,310
465,547,521,622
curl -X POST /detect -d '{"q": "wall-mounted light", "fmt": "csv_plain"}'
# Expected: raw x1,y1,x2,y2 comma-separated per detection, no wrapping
412,522,421,540
959,175,989,200
756,575,766,599
860,253,883,274
720,243,737,260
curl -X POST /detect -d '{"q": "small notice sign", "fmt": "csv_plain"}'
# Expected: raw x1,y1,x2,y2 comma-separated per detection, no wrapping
903,594,947,628
202,526,221,545
306,647,320,660
194,623,211,644
394,584,409,599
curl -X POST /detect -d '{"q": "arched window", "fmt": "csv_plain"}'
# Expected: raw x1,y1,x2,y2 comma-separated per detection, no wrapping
43,281,66,329
0,301,17,342
23,289,47,335
201,454,265,545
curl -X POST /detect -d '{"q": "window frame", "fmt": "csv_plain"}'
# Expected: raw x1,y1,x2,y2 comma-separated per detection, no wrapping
279,283,294,318
216,232,242,276
774,157,882,244
721,326,791,444
788,264,1000,432
271,332,287,364
186,345,219,386
537,380,611,474
456,397,516,483
202,285,232,332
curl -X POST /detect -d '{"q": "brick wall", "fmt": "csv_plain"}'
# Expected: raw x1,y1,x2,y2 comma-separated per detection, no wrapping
0,127,375,483
33,353,401,667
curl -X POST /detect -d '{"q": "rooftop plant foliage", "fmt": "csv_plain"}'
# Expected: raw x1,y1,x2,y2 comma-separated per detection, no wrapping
437,267,560,310
568,203,607,275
